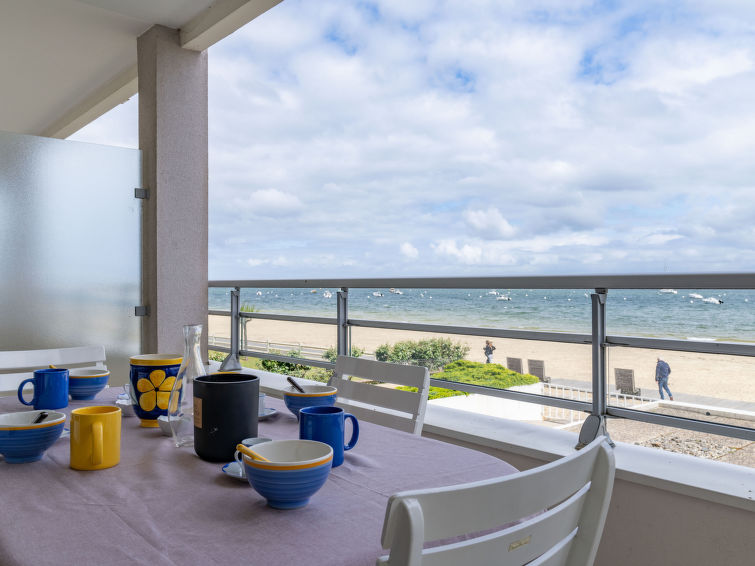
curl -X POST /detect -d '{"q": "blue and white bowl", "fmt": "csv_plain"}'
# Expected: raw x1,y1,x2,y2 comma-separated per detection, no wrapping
68,369,110,401
282,385,337,419
0,410,66,463
243,439,333,509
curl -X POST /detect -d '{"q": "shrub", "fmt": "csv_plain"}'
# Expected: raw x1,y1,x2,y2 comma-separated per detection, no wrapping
374,338,469,370
208,350,225,362
322,346,365,363
260,349,309,375
260,349,333,383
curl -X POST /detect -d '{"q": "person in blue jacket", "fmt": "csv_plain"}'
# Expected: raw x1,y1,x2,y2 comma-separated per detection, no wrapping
655,358,673,401
484,340,496,363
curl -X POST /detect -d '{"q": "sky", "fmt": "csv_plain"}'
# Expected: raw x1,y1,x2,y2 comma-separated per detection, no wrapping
70,0,755,280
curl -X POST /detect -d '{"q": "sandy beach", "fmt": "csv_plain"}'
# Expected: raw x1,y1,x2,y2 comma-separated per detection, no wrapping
208,315,755,404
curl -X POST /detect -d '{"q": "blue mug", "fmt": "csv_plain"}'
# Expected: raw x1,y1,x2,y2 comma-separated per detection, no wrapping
18,368,69,410
299,406,358,468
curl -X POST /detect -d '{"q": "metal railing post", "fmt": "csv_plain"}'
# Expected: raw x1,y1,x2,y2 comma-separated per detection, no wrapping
577,289,614,448
337,288,349,357
219,287,242,372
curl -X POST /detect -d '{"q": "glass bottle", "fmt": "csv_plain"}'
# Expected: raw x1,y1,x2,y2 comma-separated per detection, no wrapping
168,323,204,447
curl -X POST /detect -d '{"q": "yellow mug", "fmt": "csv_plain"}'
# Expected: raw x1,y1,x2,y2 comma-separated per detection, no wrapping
70,406,121,470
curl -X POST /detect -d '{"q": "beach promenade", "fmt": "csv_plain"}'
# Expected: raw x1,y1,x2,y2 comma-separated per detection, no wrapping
209,315,755,404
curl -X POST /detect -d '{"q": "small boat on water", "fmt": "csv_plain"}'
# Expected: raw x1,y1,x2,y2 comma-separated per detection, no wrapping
689,293,703,299
702,297,723,304
323,291,333,298
496,295,511,301
310,289,318,293
372,291,383,297
659,289,678,294
389,288,403,294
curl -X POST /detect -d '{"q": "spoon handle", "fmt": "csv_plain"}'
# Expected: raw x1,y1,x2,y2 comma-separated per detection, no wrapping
236,443,271,462
287,376,305,393
33,411,49,424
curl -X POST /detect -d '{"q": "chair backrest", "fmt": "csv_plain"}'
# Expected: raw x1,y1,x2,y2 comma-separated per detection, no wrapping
0,346,107,393
377,437,615,566
506,357,523,374
330,356,430,435
614,368,639,395
527,359,546,381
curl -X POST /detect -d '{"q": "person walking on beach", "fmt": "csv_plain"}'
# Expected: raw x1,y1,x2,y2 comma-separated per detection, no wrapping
484,340,496,363
655,357,673,401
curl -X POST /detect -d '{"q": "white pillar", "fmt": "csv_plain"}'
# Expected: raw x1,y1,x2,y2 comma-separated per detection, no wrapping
138,25,208,357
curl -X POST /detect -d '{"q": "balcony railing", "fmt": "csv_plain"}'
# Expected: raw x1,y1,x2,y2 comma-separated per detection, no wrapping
208,274,755,445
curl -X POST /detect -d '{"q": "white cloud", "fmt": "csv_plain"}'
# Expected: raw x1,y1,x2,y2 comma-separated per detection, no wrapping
233,189,304,216
72,0,755,278
433,240,483,265
463,208,516,239
400,242,419,259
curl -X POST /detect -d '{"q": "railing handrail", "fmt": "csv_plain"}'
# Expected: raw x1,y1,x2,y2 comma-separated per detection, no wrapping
209,272,755,290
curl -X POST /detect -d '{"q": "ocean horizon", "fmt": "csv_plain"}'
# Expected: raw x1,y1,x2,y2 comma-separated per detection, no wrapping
209,287,754,343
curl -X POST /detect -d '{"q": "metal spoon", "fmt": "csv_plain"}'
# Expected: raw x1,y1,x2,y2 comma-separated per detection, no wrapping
287,376,305,393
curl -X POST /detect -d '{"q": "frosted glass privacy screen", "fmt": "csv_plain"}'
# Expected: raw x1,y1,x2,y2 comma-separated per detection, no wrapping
0,131,141,386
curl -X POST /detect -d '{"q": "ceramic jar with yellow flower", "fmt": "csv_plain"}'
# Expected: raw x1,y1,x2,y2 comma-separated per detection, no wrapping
129,354,182,427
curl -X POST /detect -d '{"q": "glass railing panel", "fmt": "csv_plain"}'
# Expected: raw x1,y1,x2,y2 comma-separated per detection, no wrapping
603,417,755,469
347,287,593,334
606,288,754,342
209,286,339,318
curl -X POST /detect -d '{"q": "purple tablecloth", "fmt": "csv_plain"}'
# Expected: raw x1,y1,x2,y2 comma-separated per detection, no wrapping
0,388,517,566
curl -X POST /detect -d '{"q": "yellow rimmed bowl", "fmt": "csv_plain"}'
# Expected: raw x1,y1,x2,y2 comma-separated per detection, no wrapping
129,354,182,427
0,411,66,463
282,385,337,419
68,369,111,401
242,439,333,509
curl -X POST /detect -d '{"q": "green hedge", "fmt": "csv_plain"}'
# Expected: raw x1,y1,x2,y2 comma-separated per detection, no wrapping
434,360,539,389
399,360,539,400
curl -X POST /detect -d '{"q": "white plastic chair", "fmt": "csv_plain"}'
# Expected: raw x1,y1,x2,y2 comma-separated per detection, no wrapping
377,436,615,566
0,346,107,393
329,355,430,435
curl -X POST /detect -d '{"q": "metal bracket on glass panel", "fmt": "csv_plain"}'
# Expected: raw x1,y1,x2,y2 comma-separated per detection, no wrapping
219,287,242,372
134,305,150,317
577,414,614,449
134,188,149,199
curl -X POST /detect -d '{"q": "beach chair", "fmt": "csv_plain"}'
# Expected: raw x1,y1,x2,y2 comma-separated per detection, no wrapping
0,346,107,394
329,356,430,435
614,368,640,396
527,359,550,383
506,357,523,374
377,436,615,566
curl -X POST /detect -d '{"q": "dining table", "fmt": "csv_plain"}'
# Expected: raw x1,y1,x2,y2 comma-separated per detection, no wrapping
0,385,518,566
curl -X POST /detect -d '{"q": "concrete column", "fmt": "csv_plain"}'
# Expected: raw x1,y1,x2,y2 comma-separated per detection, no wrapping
138,25,208,358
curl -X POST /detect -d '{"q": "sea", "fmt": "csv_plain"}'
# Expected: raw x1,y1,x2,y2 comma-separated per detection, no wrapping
208,287,755,343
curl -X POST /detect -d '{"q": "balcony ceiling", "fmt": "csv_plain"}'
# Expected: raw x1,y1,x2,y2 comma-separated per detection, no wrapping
0,0,280,138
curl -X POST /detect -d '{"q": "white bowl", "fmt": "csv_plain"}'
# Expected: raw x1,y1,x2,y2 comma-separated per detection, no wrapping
244,439,333,467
